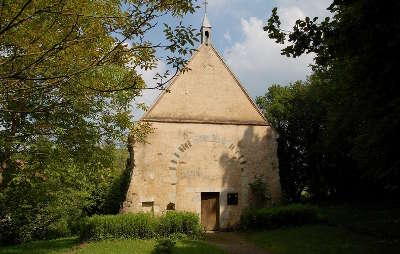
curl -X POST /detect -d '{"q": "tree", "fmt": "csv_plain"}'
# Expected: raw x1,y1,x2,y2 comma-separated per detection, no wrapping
257,78,329,201
0,0,199,183
0,0,200,243
264,0,400,195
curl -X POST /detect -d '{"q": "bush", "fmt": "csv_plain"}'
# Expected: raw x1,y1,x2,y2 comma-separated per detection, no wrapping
80,213,156,240
45,218,72,239
0,144,128,244
79,211,202,241
240,204,318,230
249,175,271,208
157,211,202,237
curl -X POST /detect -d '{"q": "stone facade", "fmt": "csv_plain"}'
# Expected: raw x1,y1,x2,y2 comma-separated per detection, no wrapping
122,17,281,229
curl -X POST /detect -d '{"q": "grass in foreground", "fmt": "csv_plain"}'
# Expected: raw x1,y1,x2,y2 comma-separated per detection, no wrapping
0,237,78,254
0,238,225,254
75,239,225,254
242,202,400,254
317,202,400,239
243,224,399,254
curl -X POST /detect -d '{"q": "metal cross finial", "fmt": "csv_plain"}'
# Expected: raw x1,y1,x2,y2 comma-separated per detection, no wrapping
204,0,208,14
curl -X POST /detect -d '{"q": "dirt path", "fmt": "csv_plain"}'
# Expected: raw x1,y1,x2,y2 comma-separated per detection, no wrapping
205,232,272,254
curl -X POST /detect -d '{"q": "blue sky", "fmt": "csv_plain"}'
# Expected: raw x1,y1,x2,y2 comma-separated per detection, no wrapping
134,0,332,119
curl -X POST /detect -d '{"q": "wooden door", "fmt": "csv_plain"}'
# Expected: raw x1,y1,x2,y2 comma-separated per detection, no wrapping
201,192,219,231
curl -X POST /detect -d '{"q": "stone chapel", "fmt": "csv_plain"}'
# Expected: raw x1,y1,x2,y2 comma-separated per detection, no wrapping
122,13,281,230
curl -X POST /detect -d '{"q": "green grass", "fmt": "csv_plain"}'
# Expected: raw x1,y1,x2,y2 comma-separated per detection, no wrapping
243,225,399,254
173,240,226,254
0,237,78,254
75,239,225,254
317,202,400,239
0,238,225,254
242,202,400,254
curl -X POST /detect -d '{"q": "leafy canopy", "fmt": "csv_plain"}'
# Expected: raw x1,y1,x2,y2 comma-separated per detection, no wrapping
0,0,199,172
0,0,200,243
263,0,400,198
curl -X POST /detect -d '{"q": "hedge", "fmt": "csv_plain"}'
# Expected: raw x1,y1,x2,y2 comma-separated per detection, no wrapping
79,211,202,241
157,211,201,236
240,204,318,230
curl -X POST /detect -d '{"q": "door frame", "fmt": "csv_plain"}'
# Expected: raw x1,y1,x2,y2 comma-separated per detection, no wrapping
201,192,220,231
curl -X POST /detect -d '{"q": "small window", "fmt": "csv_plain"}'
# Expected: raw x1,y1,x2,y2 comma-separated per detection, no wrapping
227,193,238,205
204,31,209,44
142,201,154,213
166,202,175,210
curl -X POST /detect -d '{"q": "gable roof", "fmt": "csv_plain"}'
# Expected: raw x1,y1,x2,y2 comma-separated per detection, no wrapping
141,44,269,126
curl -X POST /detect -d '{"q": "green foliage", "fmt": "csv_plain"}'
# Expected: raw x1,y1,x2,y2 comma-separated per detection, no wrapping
257,79,330,201
0,142,129,244
79,211,202,241
157,212,202,238
263,0,400,196
80,213,157,241
240,204,318,230
0,0,196,244
0,0,198,155
248,175,272,208
153,238,176,254
0,0,198,244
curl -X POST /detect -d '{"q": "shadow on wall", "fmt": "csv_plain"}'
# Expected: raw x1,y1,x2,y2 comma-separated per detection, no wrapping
219,125,278,229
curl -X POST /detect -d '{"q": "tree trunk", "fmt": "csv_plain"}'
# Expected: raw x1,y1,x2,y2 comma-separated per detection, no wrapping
120,133,135,213
1,112,20,186
0,157,7,186
126,134,135,171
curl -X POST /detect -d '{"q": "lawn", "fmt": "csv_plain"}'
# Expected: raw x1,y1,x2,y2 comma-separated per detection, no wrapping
243,224,399,254
242,202,400,254
0,238,226,254
2,202,399,254
0,238,78,254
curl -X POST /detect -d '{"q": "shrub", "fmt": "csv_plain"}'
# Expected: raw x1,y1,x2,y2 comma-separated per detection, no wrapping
157,211,202,238
240,204,318,230
0,144,128,244
80,213,156,241
79,211,202,241
249,175,272,208
45,218,72,239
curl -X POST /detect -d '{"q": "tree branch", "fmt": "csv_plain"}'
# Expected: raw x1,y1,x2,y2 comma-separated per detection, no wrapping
0,0,33,36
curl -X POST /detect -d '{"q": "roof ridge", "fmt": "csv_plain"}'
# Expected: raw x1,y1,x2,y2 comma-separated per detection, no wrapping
140,43,269,126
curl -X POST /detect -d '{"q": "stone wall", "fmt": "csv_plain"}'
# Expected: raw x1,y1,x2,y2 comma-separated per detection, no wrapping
122,122,281,229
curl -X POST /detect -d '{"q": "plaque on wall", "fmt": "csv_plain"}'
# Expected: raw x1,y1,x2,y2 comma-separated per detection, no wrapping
227,193,238,205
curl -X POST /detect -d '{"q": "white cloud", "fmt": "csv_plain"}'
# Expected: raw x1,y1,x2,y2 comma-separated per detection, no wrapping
221,0,332,97
224,17,314,97
132,60,166,120
279,5,306,30
277,0,332,18
207,0,331,21
223,31,232,42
